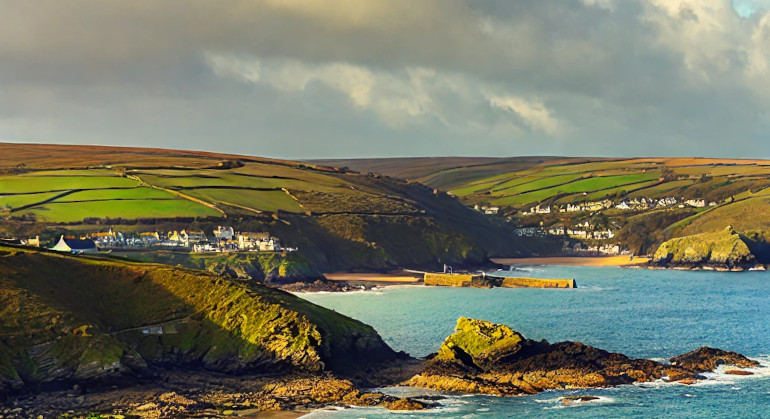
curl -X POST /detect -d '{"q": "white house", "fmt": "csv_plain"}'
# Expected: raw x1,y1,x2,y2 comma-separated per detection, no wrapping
51,236,98,254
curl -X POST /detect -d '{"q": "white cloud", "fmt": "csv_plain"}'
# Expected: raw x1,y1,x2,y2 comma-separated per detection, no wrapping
643,0,746,81
205,54,261,83
582,0,616,11
488,95,565,136
205,54,460,128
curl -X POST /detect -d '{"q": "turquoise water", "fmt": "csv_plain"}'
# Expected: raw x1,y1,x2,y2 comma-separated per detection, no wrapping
300,266,770,418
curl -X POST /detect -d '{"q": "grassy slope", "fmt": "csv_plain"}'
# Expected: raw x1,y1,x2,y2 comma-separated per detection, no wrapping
322,157,770,208
0,245,396,392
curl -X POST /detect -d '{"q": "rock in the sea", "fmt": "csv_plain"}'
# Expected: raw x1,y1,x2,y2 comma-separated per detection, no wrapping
651,228,757,269
670,347,759,373
725,369,754,376
407,317,759,396
561,396,600,405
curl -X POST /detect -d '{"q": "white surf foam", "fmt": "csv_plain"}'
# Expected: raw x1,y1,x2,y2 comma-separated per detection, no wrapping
541,395,615,409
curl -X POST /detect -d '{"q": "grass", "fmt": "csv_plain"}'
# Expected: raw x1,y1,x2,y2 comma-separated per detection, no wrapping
0,175,139,193
16,199,220,222
56,187,177,201
491,173,660,206
491,173,585,194
0,192,63,210
675,195,770,237
137,171,347,193
185,188,304,213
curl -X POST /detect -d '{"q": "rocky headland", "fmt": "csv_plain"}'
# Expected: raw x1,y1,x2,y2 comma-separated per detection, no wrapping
0,245,429,417
406,317,760,396
650,227,766,271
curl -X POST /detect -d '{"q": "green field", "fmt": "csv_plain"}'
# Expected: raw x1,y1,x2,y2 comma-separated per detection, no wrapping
17,199,220,222
473,172,662,207
0,148,431,223
0,192,64,210
186,188,304,213
0,175,139,193
57,187,177,201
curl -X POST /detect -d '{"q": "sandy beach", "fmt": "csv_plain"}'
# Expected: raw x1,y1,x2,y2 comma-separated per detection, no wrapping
323,271,423,283
492,255,650,267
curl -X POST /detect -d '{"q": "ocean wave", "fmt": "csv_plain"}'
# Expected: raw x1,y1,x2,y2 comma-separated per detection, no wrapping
689,356,770,387
541,395,615,409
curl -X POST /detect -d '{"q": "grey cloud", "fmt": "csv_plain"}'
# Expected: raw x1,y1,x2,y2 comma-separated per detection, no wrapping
1,0,769,159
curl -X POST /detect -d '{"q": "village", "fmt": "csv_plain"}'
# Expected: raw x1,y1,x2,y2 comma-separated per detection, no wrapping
1,225,294,255
517,195,717,215
487,194,721,257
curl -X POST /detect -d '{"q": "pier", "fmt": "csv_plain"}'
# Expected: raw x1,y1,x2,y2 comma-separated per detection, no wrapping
423,272,576,289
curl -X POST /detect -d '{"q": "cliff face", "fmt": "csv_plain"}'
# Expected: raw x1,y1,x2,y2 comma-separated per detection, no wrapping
0,246,397,393
121,250,326,284
652,227,758,269
407,318,760,395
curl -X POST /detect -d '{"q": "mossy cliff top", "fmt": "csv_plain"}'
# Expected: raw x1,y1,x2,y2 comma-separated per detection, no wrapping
121,250,325,284
434,317,525,369
0,245,396,393
409,318,760,396
652,227,757,267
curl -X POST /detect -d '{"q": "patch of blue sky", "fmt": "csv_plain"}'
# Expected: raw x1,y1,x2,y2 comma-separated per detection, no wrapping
733,0,770,17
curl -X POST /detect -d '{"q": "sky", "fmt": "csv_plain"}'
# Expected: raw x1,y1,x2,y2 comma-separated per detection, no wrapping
1,0,770,159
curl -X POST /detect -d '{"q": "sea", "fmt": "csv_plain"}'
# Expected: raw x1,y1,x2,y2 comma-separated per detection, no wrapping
298,266,770,418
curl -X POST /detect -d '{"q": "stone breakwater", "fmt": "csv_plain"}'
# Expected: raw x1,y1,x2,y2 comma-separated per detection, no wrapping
423,273,575,288
406,317,759,396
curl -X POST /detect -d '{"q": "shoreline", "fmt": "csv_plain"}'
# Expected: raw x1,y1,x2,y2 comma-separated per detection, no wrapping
492,255,651,267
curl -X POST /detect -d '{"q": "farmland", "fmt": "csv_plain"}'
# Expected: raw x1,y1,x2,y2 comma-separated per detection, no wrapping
317,156,770,254
1,143,553,272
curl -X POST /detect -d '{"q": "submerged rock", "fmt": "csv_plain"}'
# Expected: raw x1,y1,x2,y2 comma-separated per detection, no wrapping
407,317,759,396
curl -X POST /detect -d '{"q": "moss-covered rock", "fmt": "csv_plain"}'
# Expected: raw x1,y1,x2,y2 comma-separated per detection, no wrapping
408,318,760,396
652,227,757,269
434,317,524,369
0,245,396,393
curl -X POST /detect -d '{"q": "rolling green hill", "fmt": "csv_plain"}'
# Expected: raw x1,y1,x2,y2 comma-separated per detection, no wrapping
1,143,558,271
316,157,770,255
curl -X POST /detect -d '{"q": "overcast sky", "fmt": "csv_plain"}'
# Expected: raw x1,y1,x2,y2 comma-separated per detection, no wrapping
2,0,770,159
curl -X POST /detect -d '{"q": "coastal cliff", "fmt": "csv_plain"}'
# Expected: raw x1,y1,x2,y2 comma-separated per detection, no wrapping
406,317,759,395
118,250,327,285
0,245,426,415
651,227,762,270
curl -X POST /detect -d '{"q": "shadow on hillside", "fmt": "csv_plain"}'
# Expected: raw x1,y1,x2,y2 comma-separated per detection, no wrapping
0,247,398,393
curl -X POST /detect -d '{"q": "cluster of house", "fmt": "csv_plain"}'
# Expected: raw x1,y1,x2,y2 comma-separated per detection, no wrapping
521,196,717,215
614,197,715,211
523,200,614,215
515,222,615,240
565,242,628,256
192,226,284,253
473,204,500,215
11,226,293,255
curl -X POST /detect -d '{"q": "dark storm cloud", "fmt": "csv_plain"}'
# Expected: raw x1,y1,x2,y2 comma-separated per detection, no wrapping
1,0,769,158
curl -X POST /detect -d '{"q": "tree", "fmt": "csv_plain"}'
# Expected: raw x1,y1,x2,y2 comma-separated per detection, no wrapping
660,167,677,182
